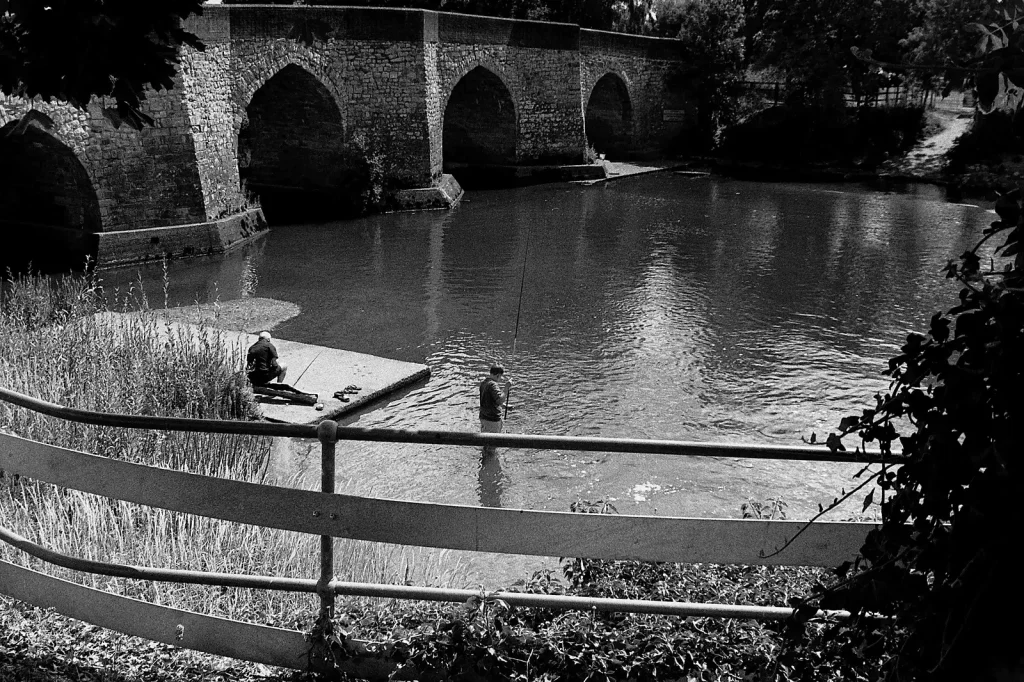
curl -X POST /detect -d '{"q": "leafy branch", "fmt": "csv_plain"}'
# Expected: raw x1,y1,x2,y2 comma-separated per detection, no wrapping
758,470,881,560
1,2,205,129
797,138,1024,682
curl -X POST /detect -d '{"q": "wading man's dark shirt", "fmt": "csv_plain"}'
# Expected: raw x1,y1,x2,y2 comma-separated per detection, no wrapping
479,378,502,422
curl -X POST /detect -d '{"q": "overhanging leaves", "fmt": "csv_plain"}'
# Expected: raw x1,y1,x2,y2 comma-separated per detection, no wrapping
0,1,205,128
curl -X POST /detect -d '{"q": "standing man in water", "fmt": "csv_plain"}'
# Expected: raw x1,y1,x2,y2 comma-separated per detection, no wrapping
478,363,512,507
479,364,512,432
247,331,288,386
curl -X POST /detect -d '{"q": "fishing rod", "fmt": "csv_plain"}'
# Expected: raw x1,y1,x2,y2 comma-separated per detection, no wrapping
293,348,325,388
504,226,532,421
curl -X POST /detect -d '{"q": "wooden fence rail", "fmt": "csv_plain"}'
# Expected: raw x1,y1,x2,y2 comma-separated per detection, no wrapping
0,432,871,566
738,80,931,108
0,387,879,676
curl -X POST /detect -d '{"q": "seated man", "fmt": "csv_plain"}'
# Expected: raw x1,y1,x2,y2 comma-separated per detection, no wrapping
246,331,288,386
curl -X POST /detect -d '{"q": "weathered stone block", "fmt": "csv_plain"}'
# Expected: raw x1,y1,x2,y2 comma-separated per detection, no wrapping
94,208,268,269
391,173,463,211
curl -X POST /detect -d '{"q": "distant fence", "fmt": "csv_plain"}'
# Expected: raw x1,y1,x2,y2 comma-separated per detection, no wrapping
0,386,884,678
738,80,933,109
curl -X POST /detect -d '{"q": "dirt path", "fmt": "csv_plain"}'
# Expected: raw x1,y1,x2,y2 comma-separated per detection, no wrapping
881,105,973,180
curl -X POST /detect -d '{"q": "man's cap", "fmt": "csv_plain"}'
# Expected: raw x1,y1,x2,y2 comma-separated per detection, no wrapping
490,364,505,375
259,331,272,340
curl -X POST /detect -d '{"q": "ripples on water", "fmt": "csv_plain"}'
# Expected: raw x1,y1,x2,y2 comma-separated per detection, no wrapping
106,176,990,585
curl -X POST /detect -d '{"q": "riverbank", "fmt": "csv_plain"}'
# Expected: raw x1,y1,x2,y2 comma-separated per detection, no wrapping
0,273,455,681
693,99,1019,198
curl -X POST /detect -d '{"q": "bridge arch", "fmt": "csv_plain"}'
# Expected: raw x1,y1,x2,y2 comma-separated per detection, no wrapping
234,47,347,136
442,64,518,175
237,56,358,222
0,121,101,273
584,71,634,158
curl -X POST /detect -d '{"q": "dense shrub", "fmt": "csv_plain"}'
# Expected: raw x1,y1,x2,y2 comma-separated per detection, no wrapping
300,502,882,681
0,271,461,625
338,554,883,681
660,0,745,154
717,104,926,167
946,110,1024,173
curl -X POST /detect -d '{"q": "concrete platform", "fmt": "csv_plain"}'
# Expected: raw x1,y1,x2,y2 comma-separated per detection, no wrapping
249,334,430,424
94,312,429,425
571,160,684,186
94,208,268,270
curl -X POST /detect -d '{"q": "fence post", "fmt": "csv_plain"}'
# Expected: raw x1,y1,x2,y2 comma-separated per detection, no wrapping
317,419,338,623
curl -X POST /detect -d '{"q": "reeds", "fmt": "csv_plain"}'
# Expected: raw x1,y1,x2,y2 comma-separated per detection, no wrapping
0,270,465,626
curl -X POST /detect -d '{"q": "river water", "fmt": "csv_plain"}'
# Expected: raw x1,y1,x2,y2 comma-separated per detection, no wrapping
105,174,989,584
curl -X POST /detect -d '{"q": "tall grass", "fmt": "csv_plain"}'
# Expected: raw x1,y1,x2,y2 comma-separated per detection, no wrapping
0,271,464,627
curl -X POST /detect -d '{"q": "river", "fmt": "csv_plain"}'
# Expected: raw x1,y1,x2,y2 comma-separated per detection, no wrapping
103,174,990,585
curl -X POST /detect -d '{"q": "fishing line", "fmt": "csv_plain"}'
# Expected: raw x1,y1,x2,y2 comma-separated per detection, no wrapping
504,225,532,421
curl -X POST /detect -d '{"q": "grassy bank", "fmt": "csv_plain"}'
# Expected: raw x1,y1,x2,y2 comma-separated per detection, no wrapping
0,272,462,628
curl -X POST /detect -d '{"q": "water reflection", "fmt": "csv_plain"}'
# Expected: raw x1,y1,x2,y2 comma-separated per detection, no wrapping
478,446,506,508
102,177,990,528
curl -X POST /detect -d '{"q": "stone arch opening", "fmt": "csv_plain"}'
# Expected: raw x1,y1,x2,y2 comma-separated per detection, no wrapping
239,64,357,223
443,66,516,185
586,73,633,158
0,123,101,273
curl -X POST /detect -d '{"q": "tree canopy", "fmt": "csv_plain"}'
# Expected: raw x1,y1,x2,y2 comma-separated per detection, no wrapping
0,0,204,128
902,0,997,92
753,0,921,106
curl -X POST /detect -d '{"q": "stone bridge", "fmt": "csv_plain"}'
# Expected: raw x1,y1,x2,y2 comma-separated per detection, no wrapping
0,5,692,270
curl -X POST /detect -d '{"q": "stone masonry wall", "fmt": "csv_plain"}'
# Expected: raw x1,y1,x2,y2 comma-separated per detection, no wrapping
434,13,586,166
0,90,208,232
180,11,245,221
580,30,691,155
187,5,436,199
423,40,445,181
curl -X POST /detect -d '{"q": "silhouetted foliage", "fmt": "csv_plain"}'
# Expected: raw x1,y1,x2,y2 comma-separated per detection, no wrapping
756,0,921,108
717,103,925,168
790,8,1024,679
0,0,204,129
902,0,995,93
656,0,744,152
